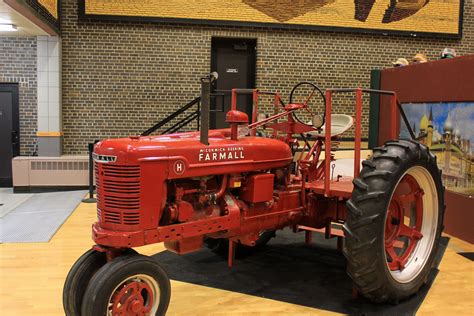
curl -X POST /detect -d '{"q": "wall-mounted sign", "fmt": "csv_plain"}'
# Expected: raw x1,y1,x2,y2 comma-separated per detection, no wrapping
80,0,464,38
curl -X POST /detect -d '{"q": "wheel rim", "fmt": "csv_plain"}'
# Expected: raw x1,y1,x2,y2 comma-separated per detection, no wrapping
108,274,160,315
384,166,438,283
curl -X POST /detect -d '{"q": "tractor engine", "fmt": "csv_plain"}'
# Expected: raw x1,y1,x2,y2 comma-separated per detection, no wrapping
158,166,302,255
160,176,225,226
162,172,280,226
159,172,279,252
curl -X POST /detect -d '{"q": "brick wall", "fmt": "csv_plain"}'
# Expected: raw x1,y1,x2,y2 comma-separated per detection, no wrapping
61,0,474,154
0,37,37,155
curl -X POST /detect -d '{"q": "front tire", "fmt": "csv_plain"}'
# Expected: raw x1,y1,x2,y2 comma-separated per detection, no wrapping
63,249,106,316
81,254,171,316
63,248,138,316
344,139,444,303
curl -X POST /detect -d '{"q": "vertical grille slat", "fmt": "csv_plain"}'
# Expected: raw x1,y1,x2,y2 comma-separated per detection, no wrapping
96,164,141,226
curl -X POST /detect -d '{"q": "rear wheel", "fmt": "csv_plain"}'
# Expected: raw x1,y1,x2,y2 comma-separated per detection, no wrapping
81,254,171,316
344,139,444,303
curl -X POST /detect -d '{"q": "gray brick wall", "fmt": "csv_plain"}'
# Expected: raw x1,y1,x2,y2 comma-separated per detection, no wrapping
0,37,37,155
61,0,474,154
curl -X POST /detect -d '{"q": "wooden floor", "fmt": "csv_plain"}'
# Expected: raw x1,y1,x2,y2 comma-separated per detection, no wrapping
0,200,473,315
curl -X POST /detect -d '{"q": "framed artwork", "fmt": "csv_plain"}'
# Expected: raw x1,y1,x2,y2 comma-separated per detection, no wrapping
37,0,58,19
400,102,474,196
80,0,464,38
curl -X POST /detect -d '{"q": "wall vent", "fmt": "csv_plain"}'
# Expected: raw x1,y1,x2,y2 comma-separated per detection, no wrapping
31,161,89,171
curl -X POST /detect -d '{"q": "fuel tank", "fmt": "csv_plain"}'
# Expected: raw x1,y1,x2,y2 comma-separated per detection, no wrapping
94,129,293,178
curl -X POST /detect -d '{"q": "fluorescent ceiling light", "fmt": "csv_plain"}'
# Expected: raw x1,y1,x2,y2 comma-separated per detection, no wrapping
0,24,17,31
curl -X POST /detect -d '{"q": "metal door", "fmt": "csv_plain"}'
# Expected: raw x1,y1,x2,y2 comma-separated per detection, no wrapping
0,84,20,187
210,38,256,129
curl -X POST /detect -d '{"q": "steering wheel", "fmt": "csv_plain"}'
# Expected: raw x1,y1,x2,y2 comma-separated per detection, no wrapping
289,81,326,128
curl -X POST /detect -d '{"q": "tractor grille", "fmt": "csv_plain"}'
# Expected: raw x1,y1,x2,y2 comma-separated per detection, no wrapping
96,164,141,226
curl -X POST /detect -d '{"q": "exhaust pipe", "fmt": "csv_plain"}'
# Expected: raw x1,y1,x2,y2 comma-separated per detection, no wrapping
200,72,218,145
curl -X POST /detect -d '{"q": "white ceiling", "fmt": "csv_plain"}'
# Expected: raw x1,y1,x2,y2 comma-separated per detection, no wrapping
0,0,49,36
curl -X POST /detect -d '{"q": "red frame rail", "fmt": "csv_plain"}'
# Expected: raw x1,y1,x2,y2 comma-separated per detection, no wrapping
228,89,282,121
323,88,402,196
228,88,283,136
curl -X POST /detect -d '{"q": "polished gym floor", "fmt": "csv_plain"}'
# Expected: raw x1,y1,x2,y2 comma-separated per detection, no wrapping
0,199,473,315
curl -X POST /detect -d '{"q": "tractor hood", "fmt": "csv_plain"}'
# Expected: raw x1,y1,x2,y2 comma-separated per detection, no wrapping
93,129,292,179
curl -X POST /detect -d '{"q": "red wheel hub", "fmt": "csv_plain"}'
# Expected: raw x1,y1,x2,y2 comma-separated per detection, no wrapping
110,279,154,315
385,174,424,271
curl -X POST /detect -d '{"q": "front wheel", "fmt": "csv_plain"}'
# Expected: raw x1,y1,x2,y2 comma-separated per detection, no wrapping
63,249,106,316
81,254,171,316
63,248,138,316
344,139,444,303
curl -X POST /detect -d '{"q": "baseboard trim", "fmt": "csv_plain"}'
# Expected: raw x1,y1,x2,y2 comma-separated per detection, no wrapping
13,186,91,193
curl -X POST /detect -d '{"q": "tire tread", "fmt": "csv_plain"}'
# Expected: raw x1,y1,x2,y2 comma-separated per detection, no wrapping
344,139,444,303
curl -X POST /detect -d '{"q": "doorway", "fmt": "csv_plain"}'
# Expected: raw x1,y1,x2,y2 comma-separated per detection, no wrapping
210,37,256,129
0,84,20,187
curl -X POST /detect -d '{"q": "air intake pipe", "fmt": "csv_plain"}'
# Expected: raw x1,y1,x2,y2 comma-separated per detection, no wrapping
200,72,218,145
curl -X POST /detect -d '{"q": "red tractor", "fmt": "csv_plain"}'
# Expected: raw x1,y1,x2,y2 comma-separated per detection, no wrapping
63,73,444,316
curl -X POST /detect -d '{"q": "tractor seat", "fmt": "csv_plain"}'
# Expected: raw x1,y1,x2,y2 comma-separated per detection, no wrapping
307,114,354,137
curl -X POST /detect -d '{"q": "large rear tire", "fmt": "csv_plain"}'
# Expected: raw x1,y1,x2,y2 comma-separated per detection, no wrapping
343,139,444,303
